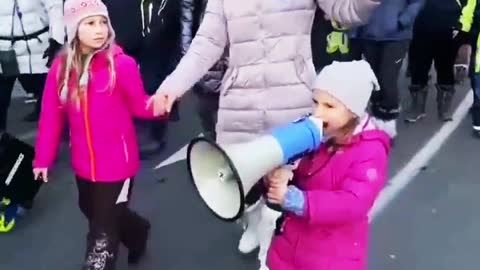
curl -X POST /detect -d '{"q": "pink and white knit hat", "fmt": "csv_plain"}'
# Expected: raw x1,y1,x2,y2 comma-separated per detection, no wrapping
63,0,115,44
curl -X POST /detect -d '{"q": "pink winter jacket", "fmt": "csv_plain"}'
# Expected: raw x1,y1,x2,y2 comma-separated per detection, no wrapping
159,0,380,145
267,129,390,270
34,45,164,182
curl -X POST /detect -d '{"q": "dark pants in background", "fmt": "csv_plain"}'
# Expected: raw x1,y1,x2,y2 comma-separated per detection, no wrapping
410,30,458,87
76,177,150,270
362,40,410,120
136,64,180,157
193,90,219,140
0,73,46,131
408,28,460,122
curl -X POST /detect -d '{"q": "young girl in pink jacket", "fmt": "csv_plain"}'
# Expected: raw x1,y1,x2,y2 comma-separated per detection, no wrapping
265,60,391,270
33,0,164,269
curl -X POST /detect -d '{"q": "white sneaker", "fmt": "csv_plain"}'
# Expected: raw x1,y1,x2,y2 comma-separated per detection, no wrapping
238,203,262,254
372,118,397,138
259,265,270,270
257,204,281,270
238,226,260,254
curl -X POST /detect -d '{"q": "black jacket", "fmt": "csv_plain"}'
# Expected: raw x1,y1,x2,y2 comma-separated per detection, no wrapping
102,0,143,60
415,0,478,34
103,0,182,71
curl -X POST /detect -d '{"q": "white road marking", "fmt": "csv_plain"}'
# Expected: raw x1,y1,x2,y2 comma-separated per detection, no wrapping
369,91,473,221
154,133,203,169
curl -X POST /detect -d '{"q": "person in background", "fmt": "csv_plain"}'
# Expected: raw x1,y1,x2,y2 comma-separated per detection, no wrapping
33,0,165,268
311,8,362,73
406,0,477,123
352,0,424,138
102,0,182,159
186,0,228,140
468,3,480,137
0,0,64,132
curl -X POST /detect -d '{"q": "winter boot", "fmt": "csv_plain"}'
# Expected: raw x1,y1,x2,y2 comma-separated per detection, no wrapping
238,201,262,254
257,203,282,270
435,84,455,122
404,85,428,123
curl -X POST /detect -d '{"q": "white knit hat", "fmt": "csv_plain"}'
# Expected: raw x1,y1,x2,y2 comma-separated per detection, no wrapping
312,60,380,118
63,0,115,45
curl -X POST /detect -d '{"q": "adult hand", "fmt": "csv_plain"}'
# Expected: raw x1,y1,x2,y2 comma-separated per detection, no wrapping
146,90,179,115
33,168,48,182
146,95,166,117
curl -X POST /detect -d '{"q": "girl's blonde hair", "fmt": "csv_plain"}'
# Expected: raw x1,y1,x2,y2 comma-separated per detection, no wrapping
56,31,116,108
327,115,360,148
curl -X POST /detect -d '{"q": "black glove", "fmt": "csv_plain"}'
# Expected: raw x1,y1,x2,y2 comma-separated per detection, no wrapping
43,38,63,68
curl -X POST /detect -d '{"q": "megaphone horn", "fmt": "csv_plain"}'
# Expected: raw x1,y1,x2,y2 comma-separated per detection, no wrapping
186,115,323,222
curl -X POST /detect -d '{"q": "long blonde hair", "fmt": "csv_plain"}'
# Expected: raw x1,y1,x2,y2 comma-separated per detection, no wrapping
56,35,116,108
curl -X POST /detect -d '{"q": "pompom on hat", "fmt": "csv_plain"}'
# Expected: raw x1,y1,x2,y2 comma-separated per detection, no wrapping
312,60,380,118
63,0,115,45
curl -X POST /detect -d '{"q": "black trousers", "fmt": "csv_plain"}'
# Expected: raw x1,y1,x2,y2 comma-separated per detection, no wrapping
76,177,150,270
362,40,410,120
0,73,46,131
193,90,219,140
409,28,459,87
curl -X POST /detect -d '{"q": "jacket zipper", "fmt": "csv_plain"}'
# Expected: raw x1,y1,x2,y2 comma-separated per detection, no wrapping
121,135,129,163
81,91,97,181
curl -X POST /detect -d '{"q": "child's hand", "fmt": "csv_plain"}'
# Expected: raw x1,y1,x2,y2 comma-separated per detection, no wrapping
146,95,166,116
267,180,289,205
33,168,48,182
147,90,178,114
266,167,292,205
265,167,293,186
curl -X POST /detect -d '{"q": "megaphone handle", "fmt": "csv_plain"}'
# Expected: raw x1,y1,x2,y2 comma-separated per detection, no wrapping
265,201,283,212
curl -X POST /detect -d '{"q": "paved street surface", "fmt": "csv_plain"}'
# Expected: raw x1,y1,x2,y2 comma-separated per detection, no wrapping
1,70,479,270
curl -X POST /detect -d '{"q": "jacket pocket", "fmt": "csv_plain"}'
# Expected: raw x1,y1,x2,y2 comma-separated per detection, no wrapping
293,56,315,90
220,67,238,96
121,134,129,163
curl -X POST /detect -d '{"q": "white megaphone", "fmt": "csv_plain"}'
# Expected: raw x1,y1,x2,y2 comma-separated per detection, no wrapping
186,115,324,221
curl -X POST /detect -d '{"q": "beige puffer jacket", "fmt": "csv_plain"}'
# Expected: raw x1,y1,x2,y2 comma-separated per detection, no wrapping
160,0,379,144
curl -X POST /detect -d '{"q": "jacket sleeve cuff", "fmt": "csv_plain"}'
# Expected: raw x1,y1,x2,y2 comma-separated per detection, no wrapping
282,186,306,216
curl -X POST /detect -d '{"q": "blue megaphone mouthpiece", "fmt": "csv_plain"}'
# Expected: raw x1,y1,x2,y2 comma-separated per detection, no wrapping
270,115,324,164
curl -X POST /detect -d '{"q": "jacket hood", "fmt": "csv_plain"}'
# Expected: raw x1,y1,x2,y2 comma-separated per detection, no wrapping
347,116,392,153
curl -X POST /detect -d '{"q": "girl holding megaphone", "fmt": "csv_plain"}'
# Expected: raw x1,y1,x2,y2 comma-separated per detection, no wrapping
147,1,381,268
265,60,392,270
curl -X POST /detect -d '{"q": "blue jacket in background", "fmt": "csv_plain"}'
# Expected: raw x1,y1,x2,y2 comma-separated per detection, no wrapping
351,0,424,41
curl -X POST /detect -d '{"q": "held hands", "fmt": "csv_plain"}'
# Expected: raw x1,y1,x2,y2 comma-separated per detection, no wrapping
33,168,48,182
146,89,179,116
265,167,293,205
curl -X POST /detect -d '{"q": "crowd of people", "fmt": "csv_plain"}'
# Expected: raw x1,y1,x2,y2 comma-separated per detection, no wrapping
0,0,480,270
